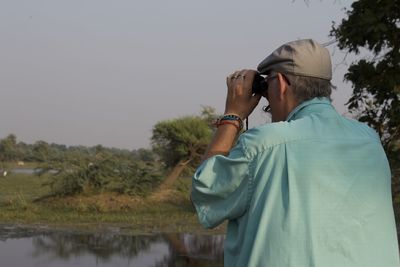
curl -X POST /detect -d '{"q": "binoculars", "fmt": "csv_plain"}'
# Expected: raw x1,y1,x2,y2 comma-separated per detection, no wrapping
251,73,267,95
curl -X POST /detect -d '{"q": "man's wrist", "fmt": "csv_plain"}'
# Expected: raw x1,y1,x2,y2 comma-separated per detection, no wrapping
214,114,244,131
216,120,241,131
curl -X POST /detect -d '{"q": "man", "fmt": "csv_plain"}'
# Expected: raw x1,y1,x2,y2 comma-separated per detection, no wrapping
191,39,400,266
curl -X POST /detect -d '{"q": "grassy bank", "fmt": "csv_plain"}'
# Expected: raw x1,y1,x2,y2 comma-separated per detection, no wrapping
0,172,225,234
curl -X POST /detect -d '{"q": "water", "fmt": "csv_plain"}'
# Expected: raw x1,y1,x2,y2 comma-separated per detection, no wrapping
10,168,57,174
9,168,39,174
0,225,224,267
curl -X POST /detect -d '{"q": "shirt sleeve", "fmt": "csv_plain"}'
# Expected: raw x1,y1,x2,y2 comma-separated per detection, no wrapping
191,140,252,229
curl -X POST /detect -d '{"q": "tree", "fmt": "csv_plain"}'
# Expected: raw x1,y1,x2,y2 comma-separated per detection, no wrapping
131,148,157,162
330,0,400,221
0,134,19,161
330,0,400,148
32,141,51,162
151,110,214,190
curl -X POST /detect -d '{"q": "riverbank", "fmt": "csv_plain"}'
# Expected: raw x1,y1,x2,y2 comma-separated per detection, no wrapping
0,172,225,234
0,200,225,234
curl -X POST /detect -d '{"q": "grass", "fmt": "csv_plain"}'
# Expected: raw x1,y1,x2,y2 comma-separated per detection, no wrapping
0,172,226,234
0,172,51,202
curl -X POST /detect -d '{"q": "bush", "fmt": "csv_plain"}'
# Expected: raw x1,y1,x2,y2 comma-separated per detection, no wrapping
42,154,162,197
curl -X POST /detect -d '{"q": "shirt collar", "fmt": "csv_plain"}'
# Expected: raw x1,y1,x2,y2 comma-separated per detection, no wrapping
286,97,333,121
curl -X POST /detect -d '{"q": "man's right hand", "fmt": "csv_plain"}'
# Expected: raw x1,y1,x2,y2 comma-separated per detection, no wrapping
224,69,262,119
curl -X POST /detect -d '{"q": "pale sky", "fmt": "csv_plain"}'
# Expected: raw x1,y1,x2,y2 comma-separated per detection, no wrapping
0,0,355,149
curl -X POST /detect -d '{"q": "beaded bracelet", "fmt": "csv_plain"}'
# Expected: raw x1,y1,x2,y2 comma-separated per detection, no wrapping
215,120,241,131
213,114,243,131
221,114,244,130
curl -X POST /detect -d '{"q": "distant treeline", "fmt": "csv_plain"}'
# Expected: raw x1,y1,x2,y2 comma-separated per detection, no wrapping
0,134,162,196
0,108,216,197
0,134,155,164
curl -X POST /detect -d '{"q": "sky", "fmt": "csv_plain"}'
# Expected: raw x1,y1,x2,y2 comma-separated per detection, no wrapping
0,0,356,150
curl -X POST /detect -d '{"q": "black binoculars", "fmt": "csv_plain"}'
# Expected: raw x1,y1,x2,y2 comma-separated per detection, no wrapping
251,73,267,95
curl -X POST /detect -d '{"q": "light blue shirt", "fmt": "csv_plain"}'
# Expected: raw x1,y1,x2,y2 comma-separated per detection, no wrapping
191,97,400,267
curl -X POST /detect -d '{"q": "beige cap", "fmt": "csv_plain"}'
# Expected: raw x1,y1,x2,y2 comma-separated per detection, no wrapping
257,39,332,81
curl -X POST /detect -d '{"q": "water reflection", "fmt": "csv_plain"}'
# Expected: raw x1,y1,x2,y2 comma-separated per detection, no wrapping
0,225,224,267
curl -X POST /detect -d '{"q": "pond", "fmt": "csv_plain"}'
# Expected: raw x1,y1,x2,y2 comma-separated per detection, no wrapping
0,224,224,267
9,168,57,174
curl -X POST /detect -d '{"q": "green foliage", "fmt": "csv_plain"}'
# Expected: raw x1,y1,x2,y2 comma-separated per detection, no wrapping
32,140,51,162
151,108,215,169
0,106,217,198
0,134,135,164
131,148,157,162
43,152,162,197
110,161,163,196
0,134,165,197
331,0,400,227
0,134,19,161
330,0,400,148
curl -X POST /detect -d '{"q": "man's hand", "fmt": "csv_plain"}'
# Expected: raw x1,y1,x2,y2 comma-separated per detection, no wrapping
225,69,262,119
201,69,262,161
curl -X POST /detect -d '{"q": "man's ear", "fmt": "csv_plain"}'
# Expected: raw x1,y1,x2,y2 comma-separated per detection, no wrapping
277,73,287,101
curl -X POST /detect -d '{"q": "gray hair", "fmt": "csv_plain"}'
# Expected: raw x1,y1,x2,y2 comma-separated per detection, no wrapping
284,73,336,103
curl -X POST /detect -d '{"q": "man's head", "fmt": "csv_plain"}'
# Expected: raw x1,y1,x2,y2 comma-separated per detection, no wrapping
257,39,334,122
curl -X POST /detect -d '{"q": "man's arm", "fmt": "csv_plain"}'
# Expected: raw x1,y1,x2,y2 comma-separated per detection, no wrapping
191,69,261,223
202,69,261,161
202,123,239,160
